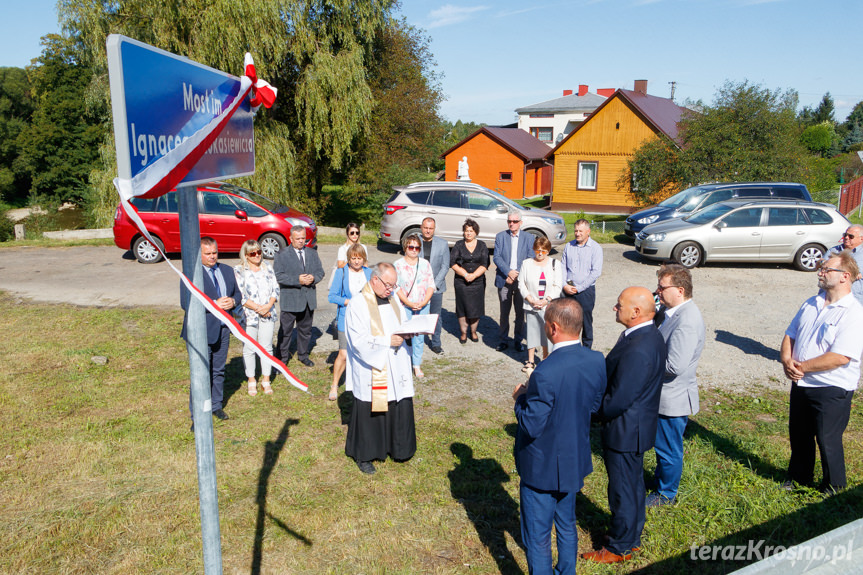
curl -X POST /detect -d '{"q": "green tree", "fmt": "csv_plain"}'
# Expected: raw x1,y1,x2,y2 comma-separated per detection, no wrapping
59,0,396,225
626,81,815,205
0,67,34,204
15,35,105,205
800,122,836,157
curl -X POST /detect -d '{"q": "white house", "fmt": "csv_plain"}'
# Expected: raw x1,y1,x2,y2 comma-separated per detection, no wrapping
515,85,614,146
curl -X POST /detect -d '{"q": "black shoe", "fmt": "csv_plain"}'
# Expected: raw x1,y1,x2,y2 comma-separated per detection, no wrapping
780,480,795,491
496,342,509,352
430,346,444,355
299,357,315,367
190,422,195,432
515,342,527,352
212,409,229,421
357,460,376,475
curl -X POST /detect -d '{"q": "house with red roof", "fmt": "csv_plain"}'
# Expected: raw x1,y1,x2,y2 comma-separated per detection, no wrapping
516,85,615,146
547,80,689,214
441,126,554,199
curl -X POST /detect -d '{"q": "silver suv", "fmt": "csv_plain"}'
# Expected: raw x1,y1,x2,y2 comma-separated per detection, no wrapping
380,182,567,248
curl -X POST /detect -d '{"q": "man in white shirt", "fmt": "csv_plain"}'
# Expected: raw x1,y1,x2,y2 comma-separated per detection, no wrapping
827,224,863,305
344,262,416,475
781,251,863,493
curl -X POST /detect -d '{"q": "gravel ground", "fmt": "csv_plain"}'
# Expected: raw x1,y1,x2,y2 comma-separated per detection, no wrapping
0,241,824,404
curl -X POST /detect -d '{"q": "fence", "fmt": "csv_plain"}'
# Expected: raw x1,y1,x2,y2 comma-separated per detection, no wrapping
838,175,863,217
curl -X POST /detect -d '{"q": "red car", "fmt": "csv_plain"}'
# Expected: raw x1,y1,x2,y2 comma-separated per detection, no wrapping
113,182,317,263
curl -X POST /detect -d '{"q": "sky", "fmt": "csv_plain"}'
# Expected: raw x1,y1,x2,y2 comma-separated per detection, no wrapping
4,0,862,125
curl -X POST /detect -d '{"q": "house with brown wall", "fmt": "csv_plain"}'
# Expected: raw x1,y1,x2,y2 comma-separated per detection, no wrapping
547,80,688,214
442,127,553,200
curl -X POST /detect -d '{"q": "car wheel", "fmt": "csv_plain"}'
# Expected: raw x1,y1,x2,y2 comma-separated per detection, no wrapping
260,233,286,259
400,226,421,247
794,244,825,272
672,241,702,269
132,236,164,264
523,228,547,242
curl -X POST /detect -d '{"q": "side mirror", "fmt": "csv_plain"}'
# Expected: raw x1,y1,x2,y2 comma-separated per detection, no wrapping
714,221,727,230
234,209,248,221
496,205,509,214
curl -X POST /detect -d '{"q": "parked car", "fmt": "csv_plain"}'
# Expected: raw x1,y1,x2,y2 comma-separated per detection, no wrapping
634,200,850,271
624,182,812,239
113,182,317,263
379,181,567,249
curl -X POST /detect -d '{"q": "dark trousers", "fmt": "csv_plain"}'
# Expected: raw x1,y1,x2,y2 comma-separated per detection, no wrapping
604,448,645,555
278,306,314,361
788,383,854,490
498,281,525,343
519,483,577,574
189,325,229,415
427,291,443,349
571,285,595,349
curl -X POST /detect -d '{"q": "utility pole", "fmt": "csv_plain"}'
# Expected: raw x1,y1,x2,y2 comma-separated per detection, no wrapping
668,81,677,102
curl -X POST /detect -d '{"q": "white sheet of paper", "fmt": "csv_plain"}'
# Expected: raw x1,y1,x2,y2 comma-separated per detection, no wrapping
393,313,439,335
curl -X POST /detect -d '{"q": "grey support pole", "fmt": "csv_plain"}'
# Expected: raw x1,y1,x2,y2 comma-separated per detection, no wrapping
178,184,223,574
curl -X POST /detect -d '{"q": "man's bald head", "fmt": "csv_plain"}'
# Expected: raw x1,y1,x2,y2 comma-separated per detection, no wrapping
614,286,656,329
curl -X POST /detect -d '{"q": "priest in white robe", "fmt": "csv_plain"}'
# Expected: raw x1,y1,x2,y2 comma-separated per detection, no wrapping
344,262,416,474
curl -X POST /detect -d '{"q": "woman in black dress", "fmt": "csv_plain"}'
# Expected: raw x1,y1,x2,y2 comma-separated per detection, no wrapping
450,218,489,343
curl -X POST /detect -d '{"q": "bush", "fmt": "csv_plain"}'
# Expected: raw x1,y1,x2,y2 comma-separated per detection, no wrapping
0,211,14,242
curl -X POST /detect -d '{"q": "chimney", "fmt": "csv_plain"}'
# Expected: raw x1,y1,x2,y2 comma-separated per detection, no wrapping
563,89,573,96
634,79,648,95
578,84,589,96
597,88,615,98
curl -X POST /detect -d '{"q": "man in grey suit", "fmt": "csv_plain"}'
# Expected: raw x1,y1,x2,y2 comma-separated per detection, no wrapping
419,217,449,354
493,211,535,352
648,263,705,506
274,226,325,367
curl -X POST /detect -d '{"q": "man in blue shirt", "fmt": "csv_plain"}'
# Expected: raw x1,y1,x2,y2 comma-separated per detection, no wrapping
561,219,603,349
827,224,863,305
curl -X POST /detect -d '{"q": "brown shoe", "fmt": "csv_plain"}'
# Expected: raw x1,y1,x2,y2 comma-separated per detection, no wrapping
581,547,633,563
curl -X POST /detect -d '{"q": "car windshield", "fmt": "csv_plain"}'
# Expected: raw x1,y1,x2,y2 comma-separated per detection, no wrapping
683,203,735,225
219,183,285,214
479,186,524,211
658,185,711,210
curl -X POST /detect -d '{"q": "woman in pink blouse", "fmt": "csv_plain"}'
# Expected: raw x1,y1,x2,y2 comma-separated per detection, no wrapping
394,233,436,378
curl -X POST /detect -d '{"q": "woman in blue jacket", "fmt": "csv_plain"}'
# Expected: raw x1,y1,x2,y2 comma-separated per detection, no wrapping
327,243,372,401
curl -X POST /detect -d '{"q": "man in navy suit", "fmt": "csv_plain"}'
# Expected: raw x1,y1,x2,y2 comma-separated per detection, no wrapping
493,211,535,352
583,287,666,564
181,236,242,424
419,217,450,354
513,298,606,573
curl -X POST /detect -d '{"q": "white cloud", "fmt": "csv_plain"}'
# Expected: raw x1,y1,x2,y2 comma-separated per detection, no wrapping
427,4,490,28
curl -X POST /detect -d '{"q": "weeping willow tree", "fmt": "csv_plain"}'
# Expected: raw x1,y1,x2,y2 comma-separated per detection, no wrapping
58,0,395,225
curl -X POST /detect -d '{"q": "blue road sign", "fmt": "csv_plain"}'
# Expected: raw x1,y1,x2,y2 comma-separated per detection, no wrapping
106,34,254,185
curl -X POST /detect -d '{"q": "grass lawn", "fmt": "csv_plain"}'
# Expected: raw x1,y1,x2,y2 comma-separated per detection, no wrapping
3,294,863,573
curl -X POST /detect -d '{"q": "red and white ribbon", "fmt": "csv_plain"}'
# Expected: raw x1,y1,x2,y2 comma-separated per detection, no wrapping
113,54,307,394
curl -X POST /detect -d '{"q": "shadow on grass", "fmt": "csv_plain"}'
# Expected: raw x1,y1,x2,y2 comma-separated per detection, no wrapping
449,442,524,575
631,485,863,573
686,420,786,483
715,329,780,361
251,418,306,575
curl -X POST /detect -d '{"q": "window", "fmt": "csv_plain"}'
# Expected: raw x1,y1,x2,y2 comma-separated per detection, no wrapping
430,190,462,209
577,162,598,191
231,195,268,218
735,187,770,198
802,208,833,225
406,191,431,204
202,191,239,215
131,197,157,212
156,191,178,213
466,191,503,211
499,172,512,182
767,207,804,226
721,207,763,228
530,127,553,143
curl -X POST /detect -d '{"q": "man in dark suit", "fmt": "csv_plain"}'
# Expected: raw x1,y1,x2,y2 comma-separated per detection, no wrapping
513,298,606,573
181,236,241,423
493,211,535,352
583,287,667,564
419,217,450,354
274,226,325,367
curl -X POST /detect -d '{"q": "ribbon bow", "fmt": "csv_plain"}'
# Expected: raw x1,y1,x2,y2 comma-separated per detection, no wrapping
244,53,278,110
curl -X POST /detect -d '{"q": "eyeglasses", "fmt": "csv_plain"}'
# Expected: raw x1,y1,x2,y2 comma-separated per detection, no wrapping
507,219,521,224
247,250,262,257
818,266,848,275
406,245,420,251
374,276,397,291
843,233,857,239
534,249,548,254
348,231,360,236
655,284,680,292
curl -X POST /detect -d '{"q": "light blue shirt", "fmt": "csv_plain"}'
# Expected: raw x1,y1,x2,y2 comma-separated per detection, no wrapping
561,237,603,293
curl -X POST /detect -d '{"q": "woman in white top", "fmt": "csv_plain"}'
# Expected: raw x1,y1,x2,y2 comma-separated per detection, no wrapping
234,239,280,395
518,235,563,372
394,233,436,378
328,222,368,289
